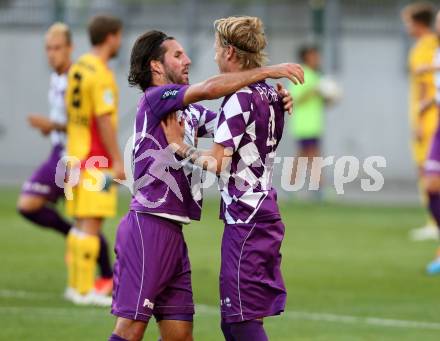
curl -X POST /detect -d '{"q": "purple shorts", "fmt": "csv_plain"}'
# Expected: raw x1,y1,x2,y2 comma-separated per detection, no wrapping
21,144,65,203
220,220,286,323
111,211,194,322
297,137,320,150
425,126,440,175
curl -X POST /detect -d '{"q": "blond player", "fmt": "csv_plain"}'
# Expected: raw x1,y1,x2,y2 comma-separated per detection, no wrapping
402,3,439,240
64,15,124,305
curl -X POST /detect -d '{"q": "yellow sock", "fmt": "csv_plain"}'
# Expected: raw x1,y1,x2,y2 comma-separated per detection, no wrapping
76,233,100,295
66,229,78,290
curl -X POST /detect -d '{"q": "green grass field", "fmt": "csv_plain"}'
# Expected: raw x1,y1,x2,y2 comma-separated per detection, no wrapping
1,186,440,340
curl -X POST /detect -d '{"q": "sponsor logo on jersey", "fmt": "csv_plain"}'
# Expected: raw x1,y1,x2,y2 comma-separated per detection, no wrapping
161,89,179,100
143,298,154,309
220,297,232,308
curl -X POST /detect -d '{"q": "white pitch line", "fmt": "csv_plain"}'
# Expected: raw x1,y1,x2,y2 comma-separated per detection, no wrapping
2,290,440,331
0,306,106,317
284,311,440,331
197,304,440,331
0,289,58,300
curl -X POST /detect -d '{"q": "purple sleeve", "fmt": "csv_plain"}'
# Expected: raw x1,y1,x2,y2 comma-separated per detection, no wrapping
144,84,189,121
214,91,252,152
191,104,217,138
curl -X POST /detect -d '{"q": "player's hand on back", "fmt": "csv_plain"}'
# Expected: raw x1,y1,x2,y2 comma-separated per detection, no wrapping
276,83,294,115
161,112,185,150
266,63,304,85
28,114,53,136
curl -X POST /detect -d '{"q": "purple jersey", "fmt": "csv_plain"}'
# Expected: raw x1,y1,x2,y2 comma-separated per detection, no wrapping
214,81,285,224
129,84,216,220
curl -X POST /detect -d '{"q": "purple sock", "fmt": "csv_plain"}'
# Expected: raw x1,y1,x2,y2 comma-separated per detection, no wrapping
108,334,128,341
98,234,113,278
221,320,236,341
18,206,71,235
428,193,440,231
229,320,268,341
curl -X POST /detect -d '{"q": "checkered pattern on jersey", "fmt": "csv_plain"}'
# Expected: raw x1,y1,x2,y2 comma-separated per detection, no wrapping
180,104,217,204
214,87,277,224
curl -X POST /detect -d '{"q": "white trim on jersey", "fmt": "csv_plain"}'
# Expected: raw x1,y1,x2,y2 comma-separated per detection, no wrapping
48,72,68,147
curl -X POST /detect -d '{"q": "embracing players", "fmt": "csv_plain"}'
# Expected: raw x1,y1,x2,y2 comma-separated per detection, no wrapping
17,22,114,299
108,28,302,340
162,16,289,340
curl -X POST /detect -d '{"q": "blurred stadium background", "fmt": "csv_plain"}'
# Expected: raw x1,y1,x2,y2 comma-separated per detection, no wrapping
0,0,420,201
2,1,440,340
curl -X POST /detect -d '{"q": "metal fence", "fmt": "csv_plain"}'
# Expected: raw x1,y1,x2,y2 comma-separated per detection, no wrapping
0,0,423,34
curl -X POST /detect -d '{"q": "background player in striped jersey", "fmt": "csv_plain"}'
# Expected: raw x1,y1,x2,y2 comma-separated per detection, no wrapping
16,22,113,297
108,30,301,341
162,16,293,340
64,15,124,306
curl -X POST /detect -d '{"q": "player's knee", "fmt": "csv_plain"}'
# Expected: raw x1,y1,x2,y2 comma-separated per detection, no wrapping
17,202,35,216
113,318,146,341
164,331,193,341
159,321,193,341
17,195,44,213
17,196,31,213
174,329,193,341
77,217,103,235
113,328,144,341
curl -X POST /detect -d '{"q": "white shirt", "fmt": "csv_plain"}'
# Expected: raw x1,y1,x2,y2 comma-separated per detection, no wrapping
48,72,67,146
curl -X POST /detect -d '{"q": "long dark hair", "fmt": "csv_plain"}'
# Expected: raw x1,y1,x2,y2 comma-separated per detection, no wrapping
128,30,174,91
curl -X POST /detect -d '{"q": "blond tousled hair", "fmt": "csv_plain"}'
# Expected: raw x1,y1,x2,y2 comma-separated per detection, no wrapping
214,16,268,69
46,22,72,45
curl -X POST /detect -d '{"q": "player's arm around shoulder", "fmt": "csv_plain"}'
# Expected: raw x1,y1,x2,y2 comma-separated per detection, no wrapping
182,63,304,106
